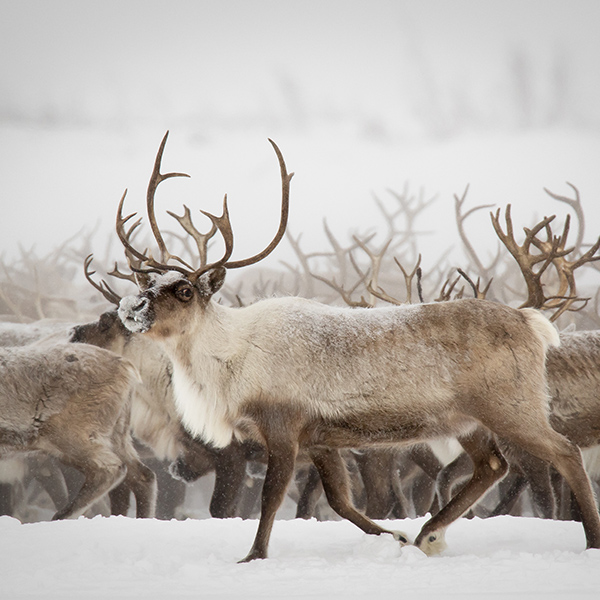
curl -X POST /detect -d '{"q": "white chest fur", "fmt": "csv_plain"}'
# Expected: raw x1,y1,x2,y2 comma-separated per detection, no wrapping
170,362,234,448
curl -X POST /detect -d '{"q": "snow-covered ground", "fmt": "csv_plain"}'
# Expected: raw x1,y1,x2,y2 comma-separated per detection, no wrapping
3,513,599,599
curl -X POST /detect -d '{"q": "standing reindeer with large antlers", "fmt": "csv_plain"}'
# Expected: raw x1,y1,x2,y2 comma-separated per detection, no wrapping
113,132,600,562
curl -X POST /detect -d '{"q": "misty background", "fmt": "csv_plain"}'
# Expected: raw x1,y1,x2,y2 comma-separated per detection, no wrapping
1,0,599,295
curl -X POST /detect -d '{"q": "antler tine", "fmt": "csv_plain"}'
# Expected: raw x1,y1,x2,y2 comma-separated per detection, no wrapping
454,185,496,275
322,219,370,283
167,204,218,268
544,182,584,253
224,139,293,270
393,253,422,304
521,214,558,255
490,205,558,309
366,255,424,306
187,195,235,280
83,254,122,306
116,191,146,264
146,131,191,266
457,268,492,299
311,271,371,308
366,280,402,306
353,235,392,306
108,261,138,285
546,234,600,320
436,275,462,302
568,234,600,271
116,190,190,277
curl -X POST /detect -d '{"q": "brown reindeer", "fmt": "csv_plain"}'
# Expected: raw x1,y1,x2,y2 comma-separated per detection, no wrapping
0,341,156,519
111,132,600,561
437,199,600,519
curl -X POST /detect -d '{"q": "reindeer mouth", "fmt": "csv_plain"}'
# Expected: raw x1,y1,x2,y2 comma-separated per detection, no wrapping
118,295,153,334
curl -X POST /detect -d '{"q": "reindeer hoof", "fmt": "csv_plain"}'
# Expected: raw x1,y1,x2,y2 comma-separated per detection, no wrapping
391,531,411,545
415,529,447,556
238,550,267,563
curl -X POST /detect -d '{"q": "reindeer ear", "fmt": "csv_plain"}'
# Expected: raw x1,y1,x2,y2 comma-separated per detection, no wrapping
195,267,226,297
134,271,152,291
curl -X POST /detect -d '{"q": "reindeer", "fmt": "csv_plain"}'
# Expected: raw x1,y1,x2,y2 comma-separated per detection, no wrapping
0,341,157,520
111,132,600,562
436,197,600,519
435,328,600,521
0,319,88,520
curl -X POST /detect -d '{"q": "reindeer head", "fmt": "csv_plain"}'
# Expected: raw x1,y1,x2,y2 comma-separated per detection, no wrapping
114,131,293,340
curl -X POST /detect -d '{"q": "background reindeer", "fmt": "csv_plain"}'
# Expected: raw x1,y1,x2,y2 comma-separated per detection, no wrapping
0,340,156,520
433,197,600,520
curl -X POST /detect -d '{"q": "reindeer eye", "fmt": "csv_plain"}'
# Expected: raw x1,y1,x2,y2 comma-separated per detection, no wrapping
175,285,194,302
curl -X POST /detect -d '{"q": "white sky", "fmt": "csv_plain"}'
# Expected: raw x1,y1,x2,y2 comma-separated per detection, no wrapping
2,0,599,130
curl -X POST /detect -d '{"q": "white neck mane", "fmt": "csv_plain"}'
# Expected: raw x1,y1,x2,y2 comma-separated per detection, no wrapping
170,360,235,448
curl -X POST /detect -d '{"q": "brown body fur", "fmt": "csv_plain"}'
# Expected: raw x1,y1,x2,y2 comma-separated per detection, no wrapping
437,330,600,521
118,270,600,561
0,342,156,519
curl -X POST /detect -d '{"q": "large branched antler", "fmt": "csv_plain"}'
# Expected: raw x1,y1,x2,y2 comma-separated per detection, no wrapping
116,132,293,283
528,213,600,321
491,204,599,321
490,204,566,310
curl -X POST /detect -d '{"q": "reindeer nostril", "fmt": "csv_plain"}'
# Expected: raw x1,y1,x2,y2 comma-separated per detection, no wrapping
133,298,148,312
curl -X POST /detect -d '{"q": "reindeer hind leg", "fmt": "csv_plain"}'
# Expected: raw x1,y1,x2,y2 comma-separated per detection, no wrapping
52,463,126,520
414,428,508,556
309,447,410,545
502,427,600,549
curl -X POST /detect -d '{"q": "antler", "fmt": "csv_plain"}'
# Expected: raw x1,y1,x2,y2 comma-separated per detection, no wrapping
491,203,600,321
223,139,293,271
436,274,463,302
353,236,392,306
304,234,385,308
528,213,600,321
456,268,492,299
544,182,584,253
116,191,193,277
454,185,499,277
490,204,566,309
167,204,218,268
83,254,122,306
116,133,293,283
374,184,437,257
366,254,424,305
310,271,371,308
146,131,192,268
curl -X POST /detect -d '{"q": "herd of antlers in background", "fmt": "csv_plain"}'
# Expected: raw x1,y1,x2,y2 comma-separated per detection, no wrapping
1,172,600,329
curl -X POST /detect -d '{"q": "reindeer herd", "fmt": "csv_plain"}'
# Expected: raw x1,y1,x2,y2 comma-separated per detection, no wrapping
1,132,600,562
